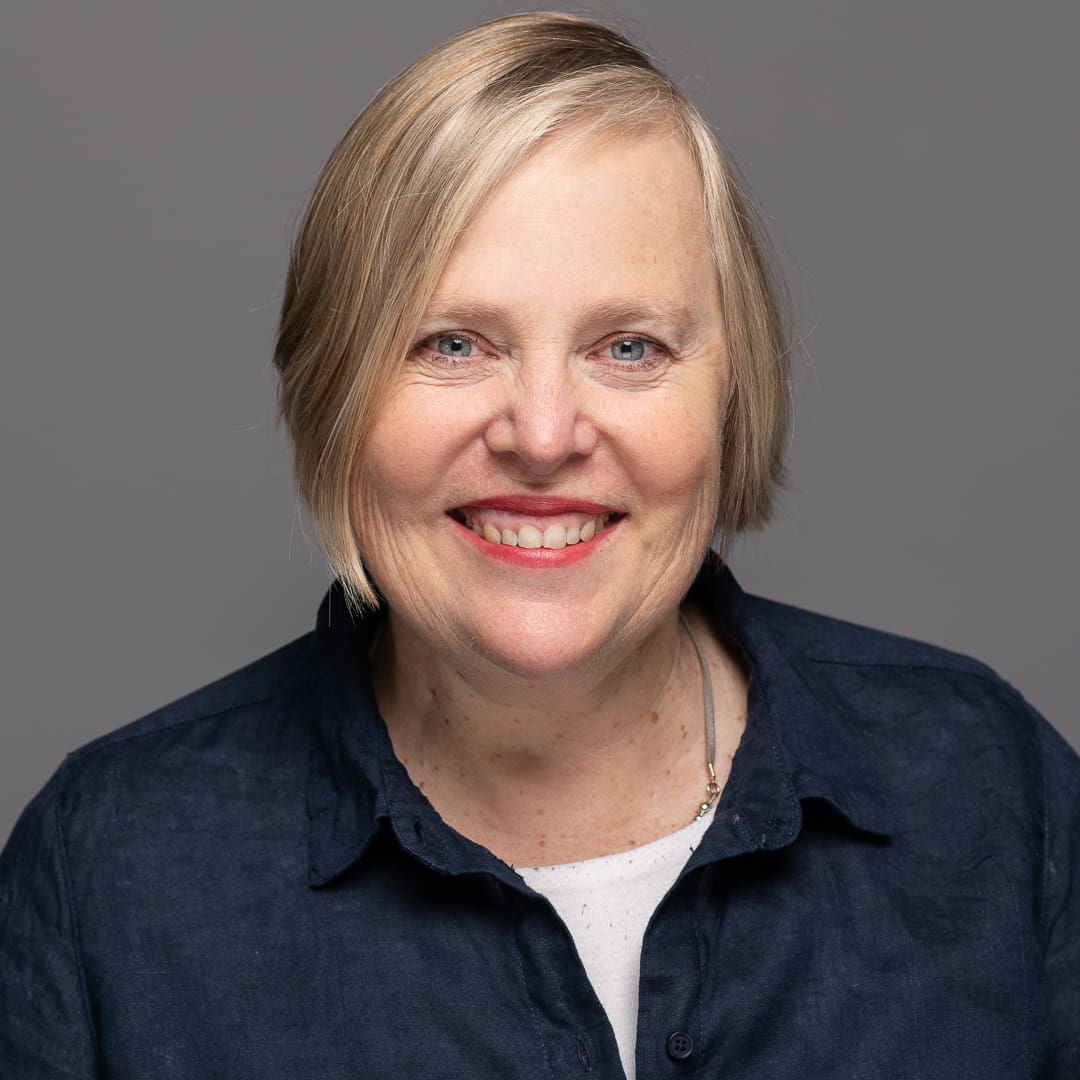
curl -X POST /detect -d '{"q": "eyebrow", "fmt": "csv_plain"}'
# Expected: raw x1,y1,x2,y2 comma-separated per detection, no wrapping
418,298,704,341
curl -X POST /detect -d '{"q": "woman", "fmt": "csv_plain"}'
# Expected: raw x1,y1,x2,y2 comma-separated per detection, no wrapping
2,12,1076,1078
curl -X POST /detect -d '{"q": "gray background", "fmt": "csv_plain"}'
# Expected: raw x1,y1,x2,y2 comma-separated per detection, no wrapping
2,1,1076,844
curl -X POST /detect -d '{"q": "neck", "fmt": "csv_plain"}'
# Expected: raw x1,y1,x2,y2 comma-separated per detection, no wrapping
372,602,746,865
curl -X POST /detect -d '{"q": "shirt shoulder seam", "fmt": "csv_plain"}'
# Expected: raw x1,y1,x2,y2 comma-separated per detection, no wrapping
63,676,318,766
803,653,1002,686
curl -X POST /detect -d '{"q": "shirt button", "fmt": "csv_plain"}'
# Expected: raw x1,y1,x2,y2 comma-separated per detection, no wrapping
666,1031,694,1061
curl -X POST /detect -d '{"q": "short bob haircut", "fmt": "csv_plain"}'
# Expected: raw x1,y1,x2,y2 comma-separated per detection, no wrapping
274,11,791,613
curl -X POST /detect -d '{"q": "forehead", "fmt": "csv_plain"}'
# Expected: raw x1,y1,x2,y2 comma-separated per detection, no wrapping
428,128,718,319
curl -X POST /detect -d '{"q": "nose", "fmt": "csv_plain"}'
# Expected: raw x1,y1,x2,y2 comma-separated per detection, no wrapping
483,356,598,478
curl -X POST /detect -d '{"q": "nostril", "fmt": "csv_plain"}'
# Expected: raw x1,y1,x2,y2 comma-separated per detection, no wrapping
480,392,594,472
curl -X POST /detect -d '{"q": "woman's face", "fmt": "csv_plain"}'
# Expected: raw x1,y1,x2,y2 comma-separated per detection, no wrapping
354,128,730,679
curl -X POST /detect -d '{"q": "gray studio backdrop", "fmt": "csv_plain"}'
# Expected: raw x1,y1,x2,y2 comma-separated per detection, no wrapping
2,2,1077,843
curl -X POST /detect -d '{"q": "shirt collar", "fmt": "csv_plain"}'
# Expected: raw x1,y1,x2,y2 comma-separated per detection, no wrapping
304,583,383,887
684,556,893,870
306,555,892,888
304,582,527,890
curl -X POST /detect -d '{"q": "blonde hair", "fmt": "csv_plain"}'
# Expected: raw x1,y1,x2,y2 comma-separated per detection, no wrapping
273,11,791,612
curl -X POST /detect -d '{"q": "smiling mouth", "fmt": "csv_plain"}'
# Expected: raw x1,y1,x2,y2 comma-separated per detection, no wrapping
448,508,623,550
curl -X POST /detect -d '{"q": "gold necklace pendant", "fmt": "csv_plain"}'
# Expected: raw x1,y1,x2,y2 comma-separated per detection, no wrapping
694,761,721,821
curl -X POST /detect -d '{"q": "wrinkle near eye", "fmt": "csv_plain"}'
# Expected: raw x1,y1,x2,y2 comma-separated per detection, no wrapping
417,297,710,357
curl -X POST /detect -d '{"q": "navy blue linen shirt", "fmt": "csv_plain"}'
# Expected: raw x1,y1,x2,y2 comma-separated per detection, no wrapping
2,558,1078,1077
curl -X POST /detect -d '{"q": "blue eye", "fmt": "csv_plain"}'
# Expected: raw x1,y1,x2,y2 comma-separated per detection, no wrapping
610,339,646,362
436,336,472,358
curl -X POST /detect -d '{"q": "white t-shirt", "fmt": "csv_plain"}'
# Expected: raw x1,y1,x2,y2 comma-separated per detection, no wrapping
516,805,716,1080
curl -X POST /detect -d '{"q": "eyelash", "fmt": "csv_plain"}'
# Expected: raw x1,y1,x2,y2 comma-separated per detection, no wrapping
412,332,669,370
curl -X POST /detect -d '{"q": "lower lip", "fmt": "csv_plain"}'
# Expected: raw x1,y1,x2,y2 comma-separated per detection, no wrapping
449,516,619,567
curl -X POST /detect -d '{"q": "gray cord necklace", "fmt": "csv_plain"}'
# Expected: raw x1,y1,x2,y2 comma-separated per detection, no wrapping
679,612,721,822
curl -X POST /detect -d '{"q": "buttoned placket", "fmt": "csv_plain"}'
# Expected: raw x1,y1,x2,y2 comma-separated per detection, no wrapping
362,672,815,1080
305,559,893,1078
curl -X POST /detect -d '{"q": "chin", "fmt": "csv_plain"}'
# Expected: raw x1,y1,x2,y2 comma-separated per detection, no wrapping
466,614,618,682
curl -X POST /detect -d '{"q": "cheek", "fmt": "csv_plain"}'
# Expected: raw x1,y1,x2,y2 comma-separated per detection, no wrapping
361,387,475,506
619,392,723,514
349,395,443,566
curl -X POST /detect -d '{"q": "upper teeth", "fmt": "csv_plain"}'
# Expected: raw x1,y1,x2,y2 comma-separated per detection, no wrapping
464,513,607,549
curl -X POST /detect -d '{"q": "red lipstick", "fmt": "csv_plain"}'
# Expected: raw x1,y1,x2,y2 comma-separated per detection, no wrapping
449,516,619,567
446,495,624,568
